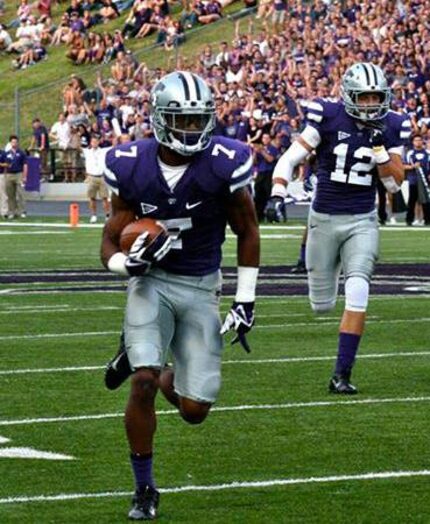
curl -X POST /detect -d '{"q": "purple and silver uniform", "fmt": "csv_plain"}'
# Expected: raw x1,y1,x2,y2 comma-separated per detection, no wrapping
306,99,411,214
104,136,253,276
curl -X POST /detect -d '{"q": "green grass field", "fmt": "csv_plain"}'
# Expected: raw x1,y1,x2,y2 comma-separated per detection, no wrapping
0,221,429,523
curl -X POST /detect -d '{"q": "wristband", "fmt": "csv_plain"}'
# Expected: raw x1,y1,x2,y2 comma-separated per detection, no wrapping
107,252,128,276
271,182,287,199
373,146,390,165
235,266,259,302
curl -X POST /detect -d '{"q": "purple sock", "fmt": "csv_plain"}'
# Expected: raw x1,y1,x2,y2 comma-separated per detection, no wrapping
131,452,155,489
335,332,361,376
300,243,306,264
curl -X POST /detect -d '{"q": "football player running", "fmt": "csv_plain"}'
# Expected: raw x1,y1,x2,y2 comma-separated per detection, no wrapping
266,63,411,394
101,71,260,520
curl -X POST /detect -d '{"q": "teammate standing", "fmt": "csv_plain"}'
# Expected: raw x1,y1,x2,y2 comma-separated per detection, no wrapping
267,63,411,393
101,71,260,519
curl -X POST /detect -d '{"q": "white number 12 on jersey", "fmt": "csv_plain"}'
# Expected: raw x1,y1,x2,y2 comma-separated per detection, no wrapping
330,144,376,186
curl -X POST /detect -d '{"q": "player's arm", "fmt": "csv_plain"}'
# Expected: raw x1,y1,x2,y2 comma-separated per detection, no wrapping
271,134,314,194
101,193,172,276
266,126,319,222
375,152,404,188
100,193,136,271
226,187,260,269
221,187,259,352
368,121,406,191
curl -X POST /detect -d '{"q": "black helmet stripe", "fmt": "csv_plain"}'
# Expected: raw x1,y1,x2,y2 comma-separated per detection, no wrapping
361,63,371,86
177,72,190,100
369,63,379,86
191,74,201,100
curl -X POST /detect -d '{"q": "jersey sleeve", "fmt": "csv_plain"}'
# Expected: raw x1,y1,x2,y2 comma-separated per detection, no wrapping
104,142,139,196
305,99,325,129
210,137,253,193
303,98,338,145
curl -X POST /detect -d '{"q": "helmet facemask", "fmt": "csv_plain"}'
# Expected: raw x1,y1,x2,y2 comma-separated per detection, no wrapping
152,105,216,156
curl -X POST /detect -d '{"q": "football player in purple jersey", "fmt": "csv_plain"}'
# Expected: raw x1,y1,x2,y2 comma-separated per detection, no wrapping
266,62,411,394
100,71,259,520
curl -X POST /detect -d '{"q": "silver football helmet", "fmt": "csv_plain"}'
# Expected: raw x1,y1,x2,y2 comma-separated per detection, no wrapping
150,71,216,156
340,62,391,121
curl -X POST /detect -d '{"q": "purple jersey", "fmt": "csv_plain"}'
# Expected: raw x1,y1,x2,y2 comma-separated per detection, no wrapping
306,99,411,214
105,137,252,276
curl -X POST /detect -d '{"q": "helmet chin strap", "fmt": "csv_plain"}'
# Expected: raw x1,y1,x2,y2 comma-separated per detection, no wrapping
167,132,204,156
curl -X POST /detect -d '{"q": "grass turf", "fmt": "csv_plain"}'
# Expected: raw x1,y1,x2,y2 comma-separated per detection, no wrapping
0,222,429,523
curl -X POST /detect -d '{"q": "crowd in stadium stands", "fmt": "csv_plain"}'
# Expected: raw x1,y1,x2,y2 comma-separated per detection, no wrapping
0,0,234,69
1,0,430,223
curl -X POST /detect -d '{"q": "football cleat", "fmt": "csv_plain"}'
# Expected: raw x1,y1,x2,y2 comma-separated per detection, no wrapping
290,259,307,274
104,333,133,390
128,485,160,521
328,374,358,395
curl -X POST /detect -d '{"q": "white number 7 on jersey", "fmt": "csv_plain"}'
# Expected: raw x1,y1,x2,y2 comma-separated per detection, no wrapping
212,143,236,160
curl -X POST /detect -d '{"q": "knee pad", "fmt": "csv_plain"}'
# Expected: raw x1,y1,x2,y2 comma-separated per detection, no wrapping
345,276,369,312
311,299,336,314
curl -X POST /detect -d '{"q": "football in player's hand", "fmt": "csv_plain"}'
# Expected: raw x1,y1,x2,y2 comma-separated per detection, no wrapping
120,218,167,254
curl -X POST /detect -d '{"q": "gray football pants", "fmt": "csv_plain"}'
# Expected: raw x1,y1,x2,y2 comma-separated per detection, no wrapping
124,268,223,403
306,209,379,312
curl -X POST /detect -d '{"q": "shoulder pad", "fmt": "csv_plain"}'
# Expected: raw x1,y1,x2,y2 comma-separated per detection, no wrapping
306,98,342,125
206,137,253,193
104,140,146,195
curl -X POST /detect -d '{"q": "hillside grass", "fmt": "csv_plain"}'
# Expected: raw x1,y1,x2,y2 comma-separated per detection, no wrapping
0,2,255,145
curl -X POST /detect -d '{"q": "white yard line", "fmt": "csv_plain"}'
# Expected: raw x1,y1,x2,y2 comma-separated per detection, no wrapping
2,317,430,341
0,306,121,315
0,396,429,427
0,469,429,505
1,221,429,231
0,351,428,377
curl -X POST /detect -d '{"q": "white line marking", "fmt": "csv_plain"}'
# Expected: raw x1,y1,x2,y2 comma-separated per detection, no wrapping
0,351,428,376
0,396,429,427
0,366,102,376
0,448,74,460
1,221,429,231
0,306,121,315
2,317,430,341
0,231,70,236
0,331,118,341
1,469,429,504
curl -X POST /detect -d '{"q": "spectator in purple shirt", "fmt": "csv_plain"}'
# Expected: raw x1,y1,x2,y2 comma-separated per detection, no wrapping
30,118,50,178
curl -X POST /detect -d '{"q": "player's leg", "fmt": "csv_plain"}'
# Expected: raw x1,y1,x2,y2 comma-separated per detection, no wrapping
291,225,308,273
306,210,341,313
124,276,175,520
163,270,223,425
331,212,379,394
